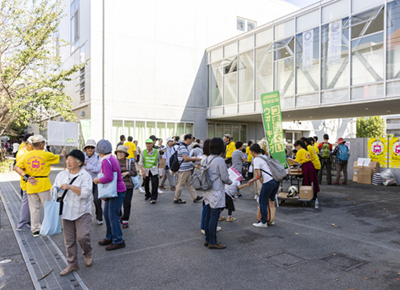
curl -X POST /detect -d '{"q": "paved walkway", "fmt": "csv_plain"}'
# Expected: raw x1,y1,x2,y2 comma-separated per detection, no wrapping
1,169,400,289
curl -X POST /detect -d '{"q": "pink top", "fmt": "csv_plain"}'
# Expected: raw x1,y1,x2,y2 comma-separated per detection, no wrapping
99,155,126,193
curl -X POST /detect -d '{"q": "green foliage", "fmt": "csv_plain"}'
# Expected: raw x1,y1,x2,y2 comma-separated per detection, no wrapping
356,116,385,138
0,0,84,136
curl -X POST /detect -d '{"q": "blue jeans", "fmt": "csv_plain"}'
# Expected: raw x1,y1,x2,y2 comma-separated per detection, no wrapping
104,191,126,244
200,201,206,230
204,204,221,244
259,180,279,224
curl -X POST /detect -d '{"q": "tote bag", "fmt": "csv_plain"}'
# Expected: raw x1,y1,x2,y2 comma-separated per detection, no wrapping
97,158,118,198
40,188,62,236
128,158,141,190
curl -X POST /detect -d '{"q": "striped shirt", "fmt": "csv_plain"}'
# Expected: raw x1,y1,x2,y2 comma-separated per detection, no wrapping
177,144,192,172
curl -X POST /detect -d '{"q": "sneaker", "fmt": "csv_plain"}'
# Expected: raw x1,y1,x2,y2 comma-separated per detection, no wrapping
171,186,176,191
237,194,243,198
342,182,347,185
32,231,40,237
217,226,221,232
122,222,129,229
96,219,103,225
145,196,150,201
226,217,236,222
158,188,164,194
159,185,166,190
268,221,275,225
17,224,31,231
201,229,205,234
150,200,156,204
193,196,203,203
139,187,145,193
218,216,226,221
173,199,186,204
333,182,339,185
253,222,268,228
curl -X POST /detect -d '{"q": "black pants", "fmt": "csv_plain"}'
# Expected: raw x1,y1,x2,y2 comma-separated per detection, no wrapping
92,183,103,221
120,188,134,221
145,171,159,201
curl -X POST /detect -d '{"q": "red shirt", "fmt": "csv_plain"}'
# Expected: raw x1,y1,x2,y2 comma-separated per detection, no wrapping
318,142,332,151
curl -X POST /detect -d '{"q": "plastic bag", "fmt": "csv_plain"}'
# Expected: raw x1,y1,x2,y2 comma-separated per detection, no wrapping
40,189,62,236
381,169,398,186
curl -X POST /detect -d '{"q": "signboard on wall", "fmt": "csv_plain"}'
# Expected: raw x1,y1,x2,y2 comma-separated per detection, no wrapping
48,121,79,147
389,137,400,168
367,137,388,168
260,91,287,168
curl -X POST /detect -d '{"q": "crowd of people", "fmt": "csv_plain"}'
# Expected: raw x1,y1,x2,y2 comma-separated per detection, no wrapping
11,130,350,276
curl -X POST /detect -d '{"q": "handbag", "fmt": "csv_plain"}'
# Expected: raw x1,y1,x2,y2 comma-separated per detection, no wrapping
56,176,79,215
128,158,141,190
97,158,118,198
41,188,62,236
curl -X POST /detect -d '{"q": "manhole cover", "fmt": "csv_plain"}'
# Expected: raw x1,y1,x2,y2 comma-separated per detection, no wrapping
319,253,366,271
261,252,307,268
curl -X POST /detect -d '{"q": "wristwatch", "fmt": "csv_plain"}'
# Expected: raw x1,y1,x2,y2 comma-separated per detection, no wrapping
22,174,30,182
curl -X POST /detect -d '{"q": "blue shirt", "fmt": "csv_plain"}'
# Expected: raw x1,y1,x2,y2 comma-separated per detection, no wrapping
83,152,101,180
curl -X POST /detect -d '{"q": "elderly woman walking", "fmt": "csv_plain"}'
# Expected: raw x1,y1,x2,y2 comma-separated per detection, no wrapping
93,140,127,250
115,145,137,228
53,150,93,276
203,137,232,249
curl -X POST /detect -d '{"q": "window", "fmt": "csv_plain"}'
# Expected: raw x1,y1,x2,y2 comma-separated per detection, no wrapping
209,63,223,107
237,17,256,32
238,50,254,103
256,44,273,96
79,66,85,101
387,1,400,79
207,123,247,141
70,0,79,52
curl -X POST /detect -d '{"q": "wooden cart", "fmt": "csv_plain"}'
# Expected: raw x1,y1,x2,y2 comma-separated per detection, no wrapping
277,169,313,206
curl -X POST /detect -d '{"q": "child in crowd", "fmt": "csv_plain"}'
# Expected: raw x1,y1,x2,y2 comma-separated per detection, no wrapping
219,178,249,222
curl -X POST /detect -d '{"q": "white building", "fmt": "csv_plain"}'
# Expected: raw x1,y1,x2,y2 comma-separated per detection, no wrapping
52,0,299,148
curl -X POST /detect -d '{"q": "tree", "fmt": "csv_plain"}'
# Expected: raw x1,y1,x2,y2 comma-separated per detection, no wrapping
356,116,385,138
0,0,83,136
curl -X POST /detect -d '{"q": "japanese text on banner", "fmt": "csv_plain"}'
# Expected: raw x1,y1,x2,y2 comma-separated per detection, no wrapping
260,91,287,168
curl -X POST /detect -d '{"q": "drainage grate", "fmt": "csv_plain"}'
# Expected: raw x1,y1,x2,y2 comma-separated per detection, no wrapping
261,252,308,269
319,253,367,271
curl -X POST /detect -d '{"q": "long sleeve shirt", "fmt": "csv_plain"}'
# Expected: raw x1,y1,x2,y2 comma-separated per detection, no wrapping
99,155,126,193
118,158,138,189
53,168,92,221
84,152,101,180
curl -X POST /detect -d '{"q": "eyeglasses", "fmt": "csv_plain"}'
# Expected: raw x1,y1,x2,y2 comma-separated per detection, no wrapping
86,146,95,149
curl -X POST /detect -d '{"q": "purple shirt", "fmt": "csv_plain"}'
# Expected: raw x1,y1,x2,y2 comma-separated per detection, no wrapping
99,155,126,193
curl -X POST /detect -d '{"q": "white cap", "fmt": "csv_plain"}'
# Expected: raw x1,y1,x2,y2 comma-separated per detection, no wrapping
31,135,46,143
166,137,174,143
26,136,34,144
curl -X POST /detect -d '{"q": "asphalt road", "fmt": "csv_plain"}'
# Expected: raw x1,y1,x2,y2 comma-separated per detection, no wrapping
2,169,400,290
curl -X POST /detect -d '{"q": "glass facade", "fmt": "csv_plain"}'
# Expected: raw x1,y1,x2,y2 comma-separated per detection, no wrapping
112,120,194,148
207,0,400,118
207,123,248,141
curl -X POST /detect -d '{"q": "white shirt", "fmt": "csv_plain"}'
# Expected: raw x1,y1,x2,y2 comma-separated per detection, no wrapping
13,143,19,153
225,180,240,198
253,156,273,184
53,168,93,221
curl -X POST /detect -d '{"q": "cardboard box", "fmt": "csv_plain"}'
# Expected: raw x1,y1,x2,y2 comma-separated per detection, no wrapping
353,161,360,182
299,185,313,199
357,168,375,184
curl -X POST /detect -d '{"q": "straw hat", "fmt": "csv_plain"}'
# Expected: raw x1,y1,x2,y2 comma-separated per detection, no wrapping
114,145,129,157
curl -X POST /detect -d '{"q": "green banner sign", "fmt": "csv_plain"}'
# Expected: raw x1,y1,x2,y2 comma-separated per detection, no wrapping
260,91,287,168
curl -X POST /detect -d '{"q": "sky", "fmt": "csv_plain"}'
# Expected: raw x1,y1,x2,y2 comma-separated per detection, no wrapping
284,0,320,8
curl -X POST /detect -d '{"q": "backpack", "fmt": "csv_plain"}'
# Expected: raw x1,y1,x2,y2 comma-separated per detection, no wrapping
257,155,287,182
188,157,215,191
337,144,349,161
169,145,185,172
321,143,331,159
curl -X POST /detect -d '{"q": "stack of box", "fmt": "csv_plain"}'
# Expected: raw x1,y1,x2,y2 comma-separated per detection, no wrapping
353,158,380,184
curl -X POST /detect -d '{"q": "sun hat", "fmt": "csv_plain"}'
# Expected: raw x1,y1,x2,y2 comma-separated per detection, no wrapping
31,135,46,143
166,137,173,143
336,137,345,144
114,145,129,157
83,139,97,150
145,138,154,144
66,149,85,166
95,139,112,155
224,134,232,139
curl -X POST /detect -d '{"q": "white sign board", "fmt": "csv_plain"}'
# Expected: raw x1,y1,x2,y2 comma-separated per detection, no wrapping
48,121,79,147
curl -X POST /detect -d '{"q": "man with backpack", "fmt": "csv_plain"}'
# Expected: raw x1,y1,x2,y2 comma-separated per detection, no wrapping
332,137,350,185
172,134,203,204
318,134,333,185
